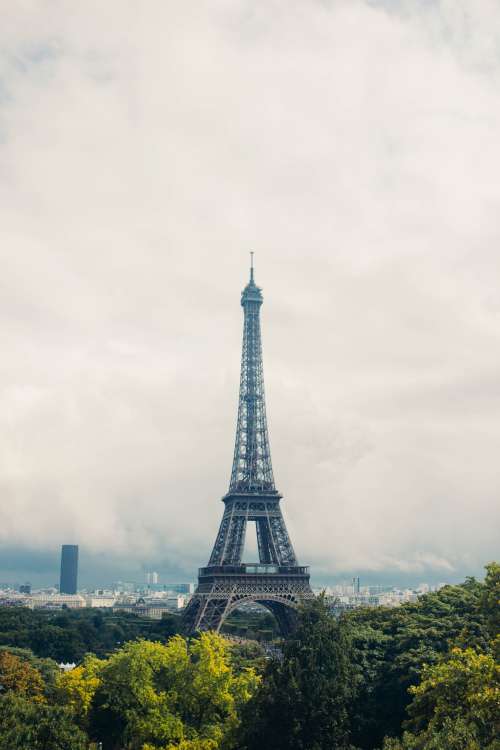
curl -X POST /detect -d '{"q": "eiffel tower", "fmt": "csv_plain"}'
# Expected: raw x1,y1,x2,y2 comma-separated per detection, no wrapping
183,256,313,636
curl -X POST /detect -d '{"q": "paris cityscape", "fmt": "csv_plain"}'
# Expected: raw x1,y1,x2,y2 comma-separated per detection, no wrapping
0,547,451,616
1,2,499,750
0,262,457,623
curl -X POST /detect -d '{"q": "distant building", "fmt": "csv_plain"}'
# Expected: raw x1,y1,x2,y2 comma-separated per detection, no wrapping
84,594,116,608
151,571,159,584
28,593,85,610
60,545,79,595
0,592,29,607
165,582,195,594
114,594,186,619
19,583,31,594
59,662,76,672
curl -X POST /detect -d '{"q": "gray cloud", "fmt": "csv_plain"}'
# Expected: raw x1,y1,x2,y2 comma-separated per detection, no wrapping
1,1,499,585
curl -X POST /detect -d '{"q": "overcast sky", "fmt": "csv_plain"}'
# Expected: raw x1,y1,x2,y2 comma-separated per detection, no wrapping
1,0,499,587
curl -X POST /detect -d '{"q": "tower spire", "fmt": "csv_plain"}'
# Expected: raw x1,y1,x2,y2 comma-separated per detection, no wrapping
250,251,254,282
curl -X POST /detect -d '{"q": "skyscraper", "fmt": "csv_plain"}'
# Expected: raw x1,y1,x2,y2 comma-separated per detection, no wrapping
59,544,79,594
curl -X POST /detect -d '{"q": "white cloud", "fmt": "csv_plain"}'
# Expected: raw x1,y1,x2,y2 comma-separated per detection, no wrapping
1,0,499,582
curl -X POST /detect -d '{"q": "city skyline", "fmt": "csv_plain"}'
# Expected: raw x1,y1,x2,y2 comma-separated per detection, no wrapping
2,2,500,587
0,546,485,592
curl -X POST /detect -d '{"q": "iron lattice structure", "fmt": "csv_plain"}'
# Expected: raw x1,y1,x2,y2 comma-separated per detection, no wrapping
183,260,313,636
229,263,275,495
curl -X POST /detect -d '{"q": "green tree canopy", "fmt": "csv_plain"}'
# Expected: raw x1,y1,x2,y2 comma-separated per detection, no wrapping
347,575,491,748
56,653,104,726
481,562,500,640
0,606,181,662
58,633,259,750
383,645,500,750
238,596,355,750
0,693,88,750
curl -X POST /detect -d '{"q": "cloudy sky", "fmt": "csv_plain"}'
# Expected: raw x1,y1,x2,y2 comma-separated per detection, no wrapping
1,0,499,587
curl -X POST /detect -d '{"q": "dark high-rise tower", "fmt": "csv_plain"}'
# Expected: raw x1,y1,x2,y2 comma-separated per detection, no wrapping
59,544,78,594
183,259,313,635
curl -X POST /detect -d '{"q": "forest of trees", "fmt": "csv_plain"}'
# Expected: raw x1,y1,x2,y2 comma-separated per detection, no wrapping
0,562,498,750
0,607,181,662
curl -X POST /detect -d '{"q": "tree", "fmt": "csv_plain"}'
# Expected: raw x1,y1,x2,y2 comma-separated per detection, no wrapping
383,718,483,750
0,646,60,698
82,634,259,750
0,606,182,662
57,653,104,725
181,631,259,745
228,640,267,675
383,645,500,750
347,576,491,748
0,693,88,750
86,639,184,749
481,562,500,640
239,597,355,750
0,650,45,702
410,645,498,748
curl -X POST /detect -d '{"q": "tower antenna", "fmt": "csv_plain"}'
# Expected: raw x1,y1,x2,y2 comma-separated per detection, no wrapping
250,251,254,281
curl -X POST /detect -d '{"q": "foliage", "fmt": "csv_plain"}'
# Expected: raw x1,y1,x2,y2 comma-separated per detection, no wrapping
383,717,484,750
238,596,355,750
227,640,267,675
0,650,46,702
481,561,500,639
383,645,500,749
0,622,259,749
57,653,104,722
0,692,88,750
62,633,260,750
0,606,181,662
408,645,499,733
0,645,60,697
221,608,281,641
0,564,497,749
346,576,492,748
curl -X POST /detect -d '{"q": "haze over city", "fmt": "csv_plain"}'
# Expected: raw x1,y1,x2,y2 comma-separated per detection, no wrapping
2,1,500,588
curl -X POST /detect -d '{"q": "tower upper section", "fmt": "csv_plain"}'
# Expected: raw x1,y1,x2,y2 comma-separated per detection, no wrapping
240,256,263,306
228,259,276,494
